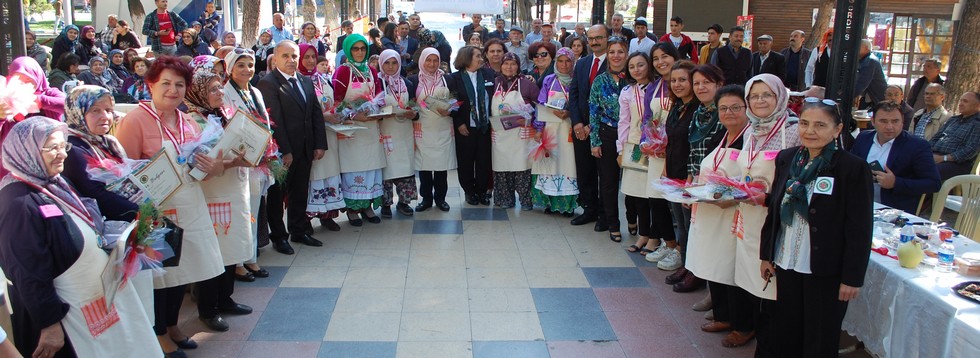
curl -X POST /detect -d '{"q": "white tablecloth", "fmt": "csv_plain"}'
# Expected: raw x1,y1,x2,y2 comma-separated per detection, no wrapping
842,205,980,358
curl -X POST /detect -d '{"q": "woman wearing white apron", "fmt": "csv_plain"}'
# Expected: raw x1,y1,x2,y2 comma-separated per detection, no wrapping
377,50,420,217
686,86,756,347
531,47,578,216
0,117,158,358
116,57,224,357
183,71,255,332
333,34,386,225
304,48,346,232
222,49,274,281
733,74,801,357
409,48,457,212
490,53,540,210
588,38,630,242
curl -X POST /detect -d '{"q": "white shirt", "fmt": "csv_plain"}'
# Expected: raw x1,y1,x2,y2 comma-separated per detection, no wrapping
629,36,655,55
867,133,895,202
278,69,307,99
467,70,480,127
759,51,770,67
804,47,829,88
775,184,815,273
669,34,683,48
592,53,608,72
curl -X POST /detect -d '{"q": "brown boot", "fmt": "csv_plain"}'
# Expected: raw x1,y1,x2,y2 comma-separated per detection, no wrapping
722,331,756,347
665,266,688,285
672,271,705,292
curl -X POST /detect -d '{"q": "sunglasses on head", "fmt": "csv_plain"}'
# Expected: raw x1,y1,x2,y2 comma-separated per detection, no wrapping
233,47,255,55
803,96,841,116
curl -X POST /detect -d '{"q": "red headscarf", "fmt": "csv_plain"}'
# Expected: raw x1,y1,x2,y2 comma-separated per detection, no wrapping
298,44,317,76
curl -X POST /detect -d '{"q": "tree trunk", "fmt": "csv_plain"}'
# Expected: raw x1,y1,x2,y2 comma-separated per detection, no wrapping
241,0,262,48
549,2,558,24
302,0,317,23
635,0,649,19
605,0,615,24
517,0,533,31
127,0,146,38
945,0,980,109
323,0,340,33
805,0,835,50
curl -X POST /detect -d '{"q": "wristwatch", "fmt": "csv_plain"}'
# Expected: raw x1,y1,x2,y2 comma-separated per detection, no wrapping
943,155,949,162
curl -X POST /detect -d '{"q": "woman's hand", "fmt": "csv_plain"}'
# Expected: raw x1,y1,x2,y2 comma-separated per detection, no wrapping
760,261,776,281
323,113,342,125
225,152,250,168
195,149,226,177
551,109,569,119
839,284,860,302
33,322,64,358
533,131,542,142
709,199,738,209
352,111,369,122
616,153,623,167
436,108,451,117
591,146,601,158
399,109,418,120
739,189,767,206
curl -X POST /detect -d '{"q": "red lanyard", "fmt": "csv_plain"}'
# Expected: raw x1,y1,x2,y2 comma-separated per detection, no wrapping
495,78,520,97
382,77,406,109
552,80,567,98
711,124,749,172
746,116,786,171
654,78,670,111
139,102,186,154
633,84,647,122
13,174,96,230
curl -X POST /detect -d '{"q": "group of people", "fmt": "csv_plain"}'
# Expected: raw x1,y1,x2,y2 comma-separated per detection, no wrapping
1,6,979,358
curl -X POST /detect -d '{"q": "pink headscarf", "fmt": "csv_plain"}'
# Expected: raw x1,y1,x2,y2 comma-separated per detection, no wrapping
417,47,444,89
378,49,407,95
297,44,318,76
7,57,66,120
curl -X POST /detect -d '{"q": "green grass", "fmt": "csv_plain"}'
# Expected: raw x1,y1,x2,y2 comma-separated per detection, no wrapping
30,19,92,43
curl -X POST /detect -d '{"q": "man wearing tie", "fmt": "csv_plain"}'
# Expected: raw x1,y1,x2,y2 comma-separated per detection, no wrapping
257,40,328,254
567,24,610,232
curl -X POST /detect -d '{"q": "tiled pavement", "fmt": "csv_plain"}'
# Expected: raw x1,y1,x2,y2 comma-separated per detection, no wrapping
175,175,761,358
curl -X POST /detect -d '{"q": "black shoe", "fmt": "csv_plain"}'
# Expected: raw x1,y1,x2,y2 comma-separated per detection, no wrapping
319,217,341,231
480,193,492,205
272,240,295,255
570,212,598,226
465,194,479,205
291,234,323,247
562,211,575,217
244,265,270,278
361,211,382,224
594,220,609,232
199,315,230,332
397,202,415,216
219,303,253,315
346,212,363,226
436,201,451,212
234,270,255,282
163,349,189,358
381,206,393,218
173,337,198,350
416,200,433,211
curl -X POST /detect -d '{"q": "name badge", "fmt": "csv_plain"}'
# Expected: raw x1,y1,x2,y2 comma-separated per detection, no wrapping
351,82,363,90
729,151,740,161
40,204,64,218
814,177,835,195
484,82,494,87
764,151,779,161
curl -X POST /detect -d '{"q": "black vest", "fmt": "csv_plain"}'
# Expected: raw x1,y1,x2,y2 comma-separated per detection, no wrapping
813,49,831,87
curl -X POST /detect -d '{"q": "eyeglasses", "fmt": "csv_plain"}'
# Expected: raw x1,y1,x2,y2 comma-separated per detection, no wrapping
587,36,606,42
748,92,776,102
350,46,367,52
533,52,550,58
718,104,746,114
42,143,72,154
233,47,255,55
803,96,841,117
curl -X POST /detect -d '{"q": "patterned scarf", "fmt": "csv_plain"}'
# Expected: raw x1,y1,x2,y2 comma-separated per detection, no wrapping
781,142,838,225
417,48,445,96
553,48,575,87
688,103,719,144
64,85,126,159
184,71,225,123
378,49,408,96
745,74,790,139
190,55,224,76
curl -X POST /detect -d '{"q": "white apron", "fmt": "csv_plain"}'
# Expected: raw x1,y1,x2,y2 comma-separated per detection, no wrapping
644,88,672,199
531,81,576,178
733,129,786,300
54,212,159,357
621,84,651,197
414,76,457,171
152,133,224,289
194,113,254,266
338,72,387,173
380,84,416,179
686,136,743,285
311,81,342,181
491,81,533,172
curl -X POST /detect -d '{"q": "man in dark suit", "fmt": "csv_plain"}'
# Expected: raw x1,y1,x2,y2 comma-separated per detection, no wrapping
566,24,610,231
449,46,496,206
710,26,752,86
850,101,941,213
780,30,812,91
256,40,328,254
750,35,786,81
397,21,419,73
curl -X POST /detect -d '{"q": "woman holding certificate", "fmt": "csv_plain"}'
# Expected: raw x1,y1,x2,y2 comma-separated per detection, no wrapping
409,48,457,212
116,56,225,357
531,47,577,216
589,37,629,242
302,45,346,232
333,34,386,225
222,48,275,280
183,70,255,332
490,53,539,210
377,49,420,217
0,116,158,358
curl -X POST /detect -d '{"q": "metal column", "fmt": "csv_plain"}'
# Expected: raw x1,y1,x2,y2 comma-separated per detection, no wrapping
825,0,869,133
0,0,26,76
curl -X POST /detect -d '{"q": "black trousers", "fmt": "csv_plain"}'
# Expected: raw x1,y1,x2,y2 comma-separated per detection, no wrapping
418,170,448,203
649,198,676,241
774,268,849,358
153,284,186,335
197,265,237,318
573,126,602,214
625,195,648,235
597,125,621,232
455,127,492,197
707,282,756,333
936,159,973,182
266,154,313,240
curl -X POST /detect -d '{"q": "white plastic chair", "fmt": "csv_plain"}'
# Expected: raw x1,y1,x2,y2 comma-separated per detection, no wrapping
929,175,980,242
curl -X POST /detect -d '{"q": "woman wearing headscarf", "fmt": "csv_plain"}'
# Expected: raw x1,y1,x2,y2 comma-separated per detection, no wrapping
222,48,275,280
176,28,213,57
115,56,225,356
221,32,239,48
25,31,49,70
531,47,578,216
298,44,319,77
252,30,275,74
190,55,226,83
732,73,802,356
51,25,81,70
305,45,346,232
409,48,457,211
491,52,539,210
333,34,386,225
123,48,140,70
123,56,153,101
107,49,132,80
0,116,158,358
183,70,255,333
78,57,123,94
7,56,68,120
298,22,327,56
589,37,629,241
377,49,420,217
78,26,102,65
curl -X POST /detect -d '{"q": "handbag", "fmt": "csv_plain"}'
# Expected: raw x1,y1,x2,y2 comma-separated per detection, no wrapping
160,217,184,267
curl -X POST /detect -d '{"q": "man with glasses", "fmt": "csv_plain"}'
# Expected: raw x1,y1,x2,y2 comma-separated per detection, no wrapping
908,59,945,112
710,26,752,86
910,83,952,141
567,24,610,231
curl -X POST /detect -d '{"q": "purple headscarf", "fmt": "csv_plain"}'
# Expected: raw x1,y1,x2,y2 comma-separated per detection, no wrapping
8,57,67,120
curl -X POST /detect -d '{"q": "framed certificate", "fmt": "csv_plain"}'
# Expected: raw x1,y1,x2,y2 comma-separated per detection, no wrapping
107,148,183,206
536,103,562,123
211,110,274,167
490,114,527,131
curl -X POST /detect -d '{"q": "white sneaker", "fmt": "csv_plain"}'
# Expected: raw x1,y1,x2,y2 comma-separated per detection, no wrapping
644,242,668,262
657,248,682,271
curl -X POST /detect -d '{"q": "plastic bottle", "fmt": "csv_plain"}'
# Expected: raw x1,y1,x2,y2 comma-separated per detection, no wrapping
937,238,955,273
899,222,915,244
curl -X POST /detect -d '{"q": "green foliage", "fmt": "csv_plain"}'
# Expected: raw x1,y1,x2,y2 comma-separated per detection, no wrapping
24,0,53,16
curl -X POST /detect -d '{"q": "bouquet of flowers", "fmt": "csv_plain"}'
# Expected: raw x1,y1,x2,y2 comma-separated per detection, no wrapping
651,177,700,204
701,173,767,205
180,114,224,168
118,202,176,281
528,128,558,164
339,92,387,117
638,120,668,159
0,75,40,121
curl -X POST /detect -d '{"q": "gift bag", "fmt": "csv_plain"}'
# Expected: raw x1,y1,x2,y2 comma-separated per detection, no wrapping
160,217,184,268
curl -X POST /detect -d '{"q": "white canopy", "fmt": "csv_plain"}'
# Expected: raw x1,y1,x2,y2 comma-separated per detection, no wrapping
413,0,504,15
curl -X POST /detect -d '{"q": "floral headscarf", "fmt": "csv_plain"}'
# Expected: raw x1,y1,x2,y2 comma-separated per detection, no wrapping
343,34,370,73
254,29,275,62
498,52,522,84
744,73,790,139
64,85,126,159
378,49,407,96
298,44,318,76
553,47,575,87
190,55,224,76
184,71,224,120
